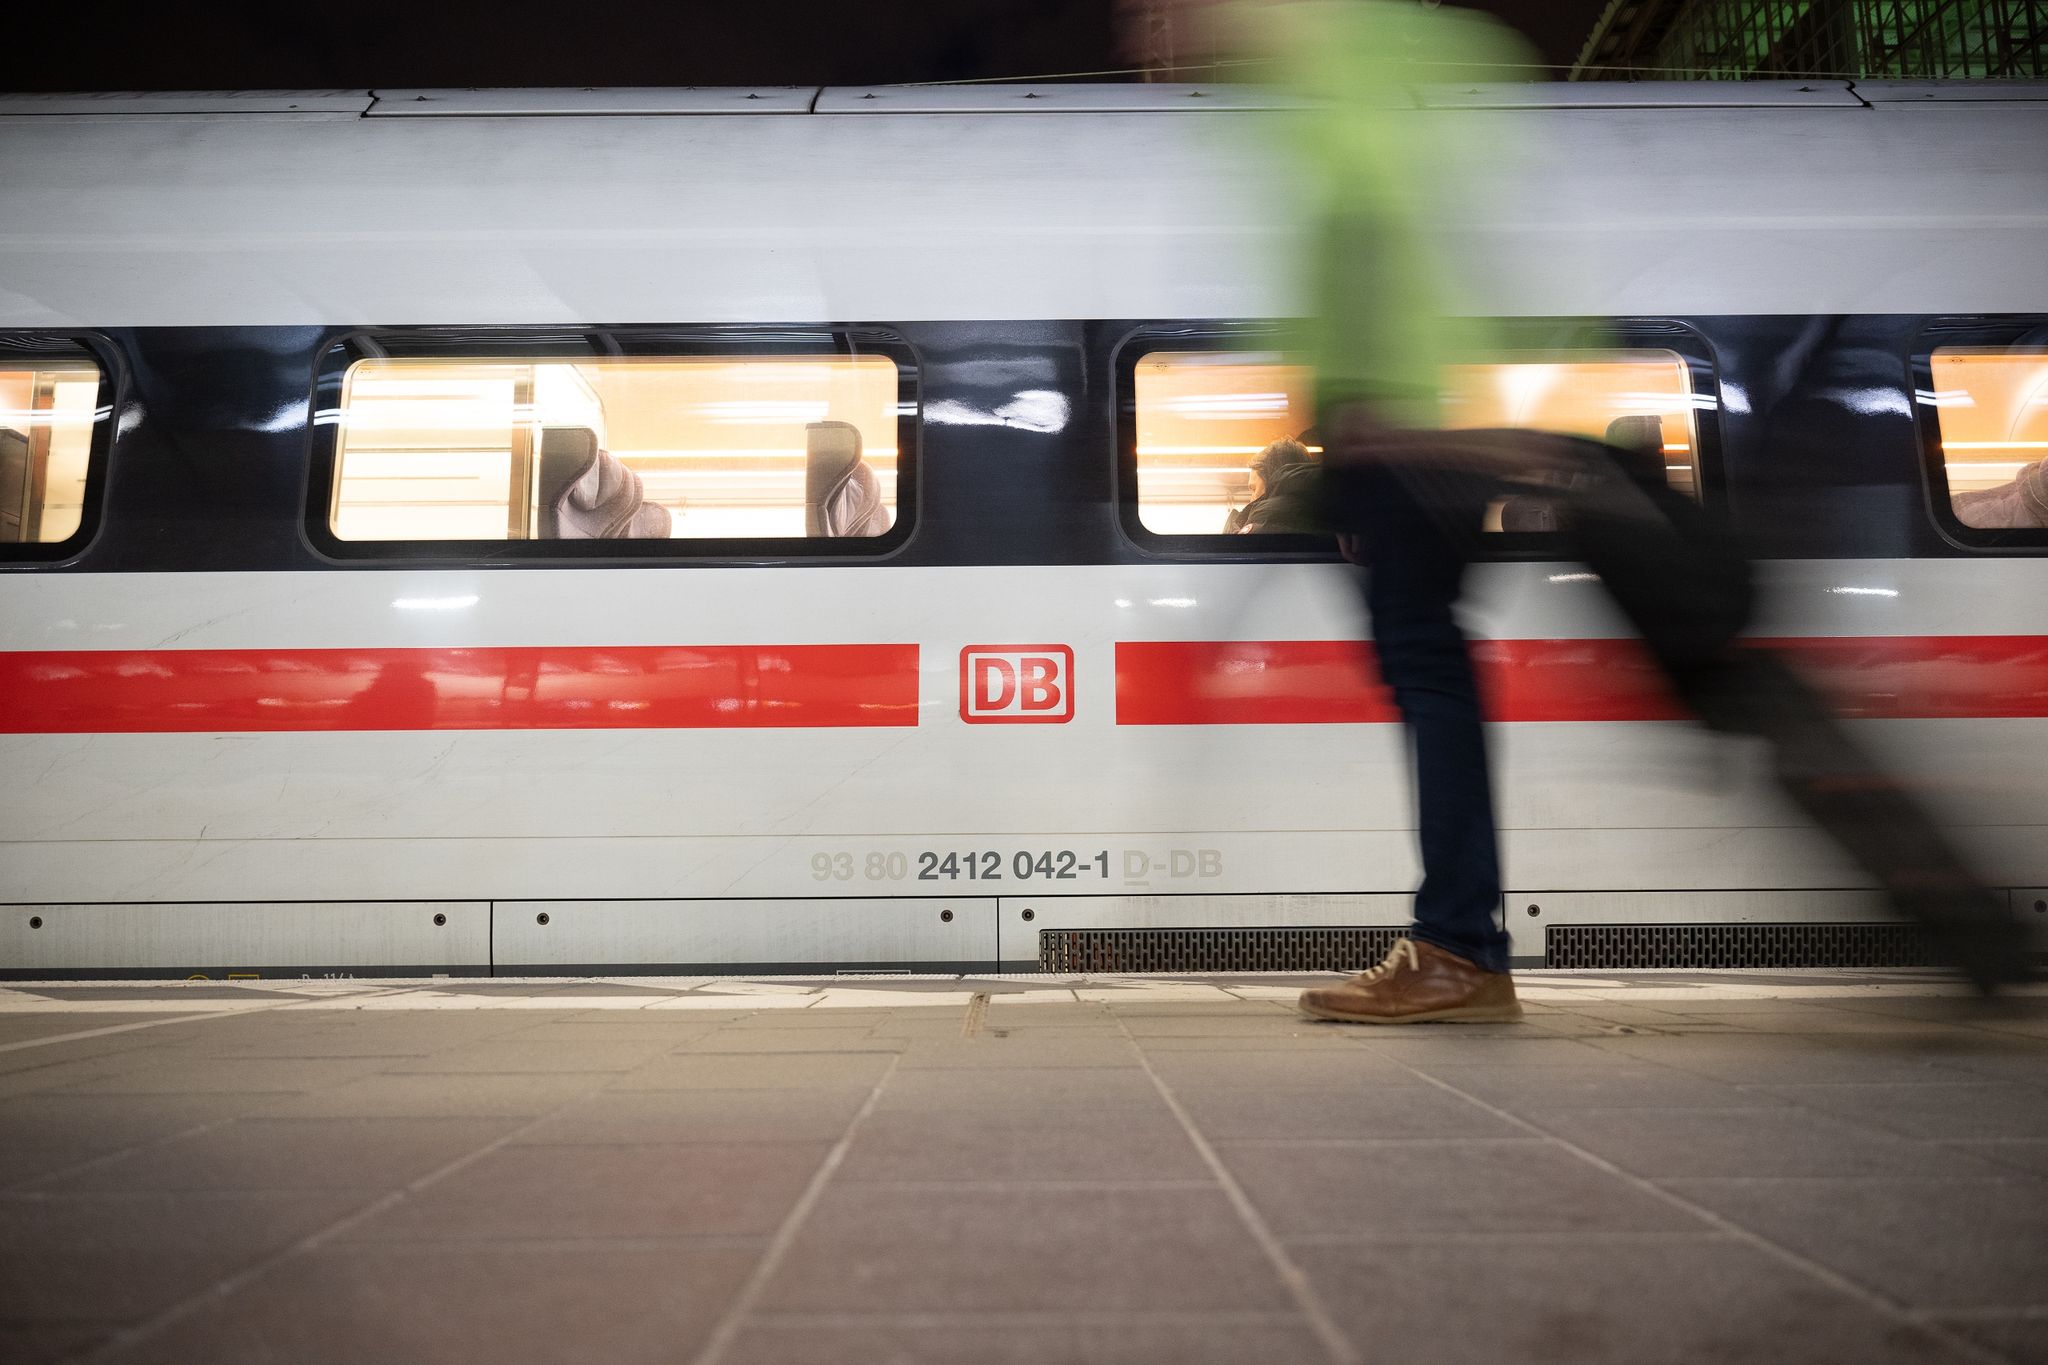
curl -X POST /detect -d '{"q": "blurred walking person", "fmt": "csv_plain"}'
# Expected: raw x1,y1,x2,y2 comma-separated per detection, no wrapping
1150,0,2032,1020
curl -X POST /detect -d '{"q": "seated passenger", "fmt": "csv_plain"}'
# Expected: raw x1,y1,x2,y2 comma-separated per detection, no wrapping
1953,460,2048,529
1223,438,1327,534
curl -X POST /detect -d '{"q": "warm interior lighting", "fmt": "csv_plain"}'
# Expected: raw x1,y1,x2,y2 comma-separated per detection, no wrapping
1928,350,2048,500
0,363,100,544
1134,351,1700,536
331,357,900,541
1927,348,2048,530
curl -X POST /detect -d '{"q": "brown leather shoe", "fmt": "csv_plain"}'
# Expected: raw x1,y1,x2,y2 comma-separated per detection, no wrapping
1299,938,1522,1024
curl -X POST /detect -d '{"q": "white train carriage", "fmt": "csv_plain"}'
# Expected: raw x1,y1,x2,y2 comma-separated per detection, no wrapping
0,82,2044,978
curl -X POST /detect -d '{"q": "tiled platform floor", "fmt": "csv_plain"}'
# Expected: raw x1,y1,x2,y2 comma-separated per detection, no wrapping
1,970,2044,1365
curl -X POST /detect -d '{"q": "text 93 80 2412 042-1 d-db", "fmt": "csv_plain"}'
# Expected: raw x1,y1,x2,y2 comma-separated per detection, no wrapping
805,848,1225,884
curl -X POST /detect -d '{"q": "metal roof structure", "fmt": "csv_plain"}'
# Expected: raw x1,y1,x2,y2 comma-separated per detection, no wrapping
1572,0,2048,80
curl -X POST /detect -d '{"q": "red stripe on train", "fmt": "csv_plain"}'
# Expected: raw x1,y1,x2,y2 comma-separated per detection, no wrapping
1115,637,2048,725
0,645,921,733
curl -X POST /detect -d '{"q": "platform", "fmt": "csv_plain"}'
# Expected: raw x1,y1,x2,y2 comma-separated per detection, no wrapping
2,969,2045,1365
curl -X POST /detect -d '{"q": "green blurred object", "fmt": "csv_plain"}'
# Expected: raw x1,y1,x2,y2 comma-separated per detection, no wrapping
1246,1,1536,424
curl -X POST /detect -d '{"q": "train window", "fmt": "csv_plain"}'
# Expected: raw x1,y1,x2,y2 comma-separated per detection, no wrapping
328,356,902,542
1131,350,1701,536
0,359,101,546
1924,348,2048,535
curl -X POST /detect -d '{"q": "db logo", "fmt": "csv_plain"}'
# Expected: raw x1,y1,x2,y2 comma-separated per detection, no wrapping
959,645,1075,723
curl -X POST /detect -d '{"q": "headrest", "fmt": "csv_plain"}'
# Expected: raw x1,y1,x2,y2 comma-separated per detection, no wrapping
538,427,602,510
1498,496,1559,533
804,421,888,537
1604,415,1664,458
806,421,862,480
0,427,27,543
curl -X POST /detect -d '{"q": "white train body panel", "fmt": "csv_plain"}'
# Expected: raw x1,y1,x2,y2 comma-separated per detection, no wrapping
0,83,2045,972
3,560,2044,969
4,84,2048,326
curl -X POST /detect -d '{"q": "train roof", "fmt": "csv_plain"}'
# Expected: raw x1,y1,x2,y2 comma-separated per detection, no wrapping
3,82,2046,326
4,80,2046,116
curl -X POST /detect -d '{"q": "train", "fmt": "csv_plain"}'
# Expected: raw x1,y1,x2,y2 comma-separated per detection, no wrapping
1,80,2044,979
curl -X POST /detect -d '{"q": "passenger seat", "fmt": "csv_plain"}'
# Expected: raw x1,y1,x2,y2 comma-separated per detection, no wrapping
1497,414,1668,532
0,428,28,542
535,426,672,539
804,421,891,537
1604,414,1667,486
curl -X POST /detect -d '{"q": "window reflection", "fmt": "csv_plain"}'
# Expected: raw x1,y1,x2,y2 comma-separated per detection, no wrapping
0,362,100,544
1132,350,1701,536
1927,349,2048,531
330,357,902,542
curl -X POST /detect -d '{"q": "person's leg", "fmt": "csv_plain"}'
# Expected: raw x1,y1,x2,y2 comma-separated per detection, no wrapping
1561,441,2030,992
1665,651,2028,992
1343,462,1511,973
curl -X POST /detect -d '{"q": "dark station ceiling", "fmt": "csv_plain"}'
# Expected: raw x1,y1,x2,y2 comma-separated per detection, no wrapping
4,1,1612,93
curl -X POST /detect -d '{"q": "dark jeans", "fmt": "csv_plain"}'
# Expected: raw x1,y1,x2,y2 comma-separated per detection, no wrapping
1335,463,1510,973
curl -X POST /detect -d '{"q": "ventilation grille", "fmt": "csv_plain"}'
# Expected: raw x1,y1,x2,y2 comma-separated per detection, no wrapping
1038,927,1404,974
1545,922,1938,970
